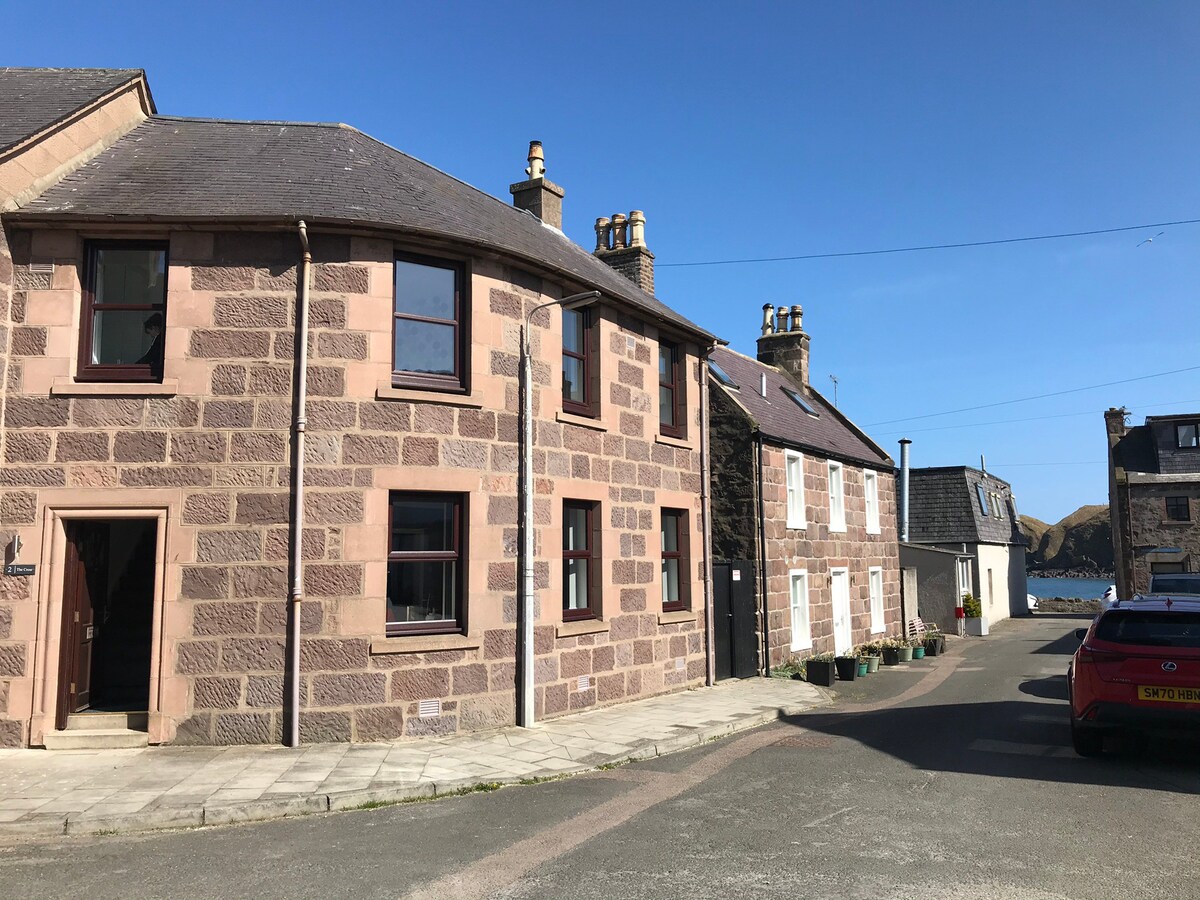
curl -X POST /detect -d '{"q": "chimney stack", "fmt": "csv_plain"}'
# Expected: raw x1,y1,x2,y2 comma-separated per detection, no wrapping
594,208,655,294
757,302,811,390
509,140,565,230
1104,407,1128,437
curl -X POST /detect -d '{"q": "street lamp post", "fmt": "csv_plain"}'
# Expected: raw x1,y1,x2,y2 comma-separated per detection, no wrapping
519,290,600,727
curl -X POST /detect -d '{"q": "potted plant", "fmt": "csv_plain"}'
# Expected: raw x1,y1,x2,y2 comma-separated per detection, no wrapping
962,593,988,637
805,653,836,687
856,657,869,677
834,655,859,681
911,636,926,660
923,627,944,657
897,640,913,663
880,638,901,666
857,641,882,673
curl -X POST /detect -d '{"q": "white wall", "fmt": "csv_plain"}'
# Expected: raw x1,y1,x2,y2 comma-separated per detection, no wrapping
974,543,1014,627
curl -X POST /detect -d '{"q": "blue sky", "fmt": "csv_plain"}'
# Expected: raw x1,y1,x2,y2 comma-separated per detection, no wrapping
11,1,1199,523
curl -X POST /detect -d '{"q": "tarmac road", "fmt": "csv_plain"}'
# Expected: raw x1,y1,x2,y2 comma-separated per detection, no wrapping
5,614,1198,900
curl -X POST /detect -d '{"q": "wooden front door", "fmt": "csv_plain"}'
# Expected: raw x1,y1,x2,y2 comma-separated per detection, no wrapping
56,522,109,729
713,560,758,680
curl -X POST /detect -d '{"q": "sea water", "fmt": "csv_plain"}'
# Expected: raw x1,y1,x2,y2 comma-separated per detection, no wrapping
1026,577,1112,600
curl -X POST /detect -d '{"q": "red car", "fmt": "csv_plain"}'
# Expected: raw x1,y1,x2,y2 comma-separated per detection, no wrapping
1068,598,1200,756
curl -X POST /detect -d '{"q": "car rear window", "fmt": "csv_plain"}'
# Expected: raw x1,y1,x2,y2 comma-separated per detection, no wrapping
1095,611,1200,648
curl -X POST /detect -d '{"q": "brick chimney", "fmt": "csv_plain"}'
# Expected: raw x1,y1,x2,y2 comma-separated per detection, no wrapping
509,140,565,230
757,302,811,390
594,209,655,293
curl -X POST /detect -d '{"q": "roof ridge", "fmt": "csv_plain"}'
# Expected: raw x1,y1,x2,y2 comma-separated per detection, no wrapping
0,66,143,74
150,114,348,129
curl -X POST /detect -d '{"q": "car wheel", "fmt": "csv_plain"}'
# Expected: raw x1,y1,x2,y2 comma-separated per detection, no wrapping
1071,717,1103,757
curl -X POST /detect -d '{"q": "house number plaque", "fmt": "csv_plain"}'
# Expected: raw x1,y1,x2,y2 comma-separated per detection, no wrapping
4,564,35,576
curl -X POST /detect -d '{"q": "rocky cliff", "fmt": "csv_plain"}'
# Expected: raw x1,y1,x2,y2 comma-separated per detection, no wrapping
1019,505,1113,574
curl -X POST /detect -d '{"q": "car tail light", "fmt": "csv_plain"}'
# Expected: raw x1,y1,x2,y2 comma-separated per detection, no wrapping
1077,645,1129,666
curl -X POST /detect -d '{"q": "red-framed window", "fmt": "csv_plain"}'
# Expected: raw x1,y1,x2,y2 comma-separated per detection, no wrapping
386,492,466,635
79,240,168,383
562,307,596,417
658,340,686,438
563,500,598,620
393,252,468,392
661,508,689,612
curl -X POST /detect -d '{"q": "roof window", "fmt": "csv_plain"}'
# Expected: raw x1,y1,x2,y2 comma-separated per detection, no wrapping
708,360,738,388
781,386,819,417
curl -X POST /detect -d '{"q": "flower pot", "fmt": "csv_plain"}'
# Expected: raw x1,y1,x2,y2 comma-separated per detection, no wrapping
912,646,926,660
806,659,836,687
965,616,989,637
865,655,880,673
897,646,913,663
923,637,941,657
856,660,868,677
834,656,859,681
882,647,901,666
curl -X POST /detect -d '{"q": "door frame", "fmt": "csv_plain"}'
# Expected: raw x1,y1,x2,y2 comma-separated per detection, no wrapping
830,566,852,656
30,504,171,746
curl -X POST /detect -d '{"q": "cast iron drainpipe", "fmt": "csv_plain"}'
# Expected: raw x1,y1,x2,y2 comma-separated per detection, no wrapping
755,432,770,677
287,221,312,747
699,347,716,686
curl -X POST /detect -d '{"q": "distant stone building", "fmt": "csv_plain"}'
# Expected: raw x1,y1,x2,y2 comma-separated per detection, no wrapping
903,466,1028,628
1105,408,1200,598
707,304,901,675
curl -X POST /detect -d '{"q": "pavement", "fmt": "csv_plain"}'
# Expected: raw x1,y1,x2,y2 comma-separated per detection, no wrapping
0,673,835,839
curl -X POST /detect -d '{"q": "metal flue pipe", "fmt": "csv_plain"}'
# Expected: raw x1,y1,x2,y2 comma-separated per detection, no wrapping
898,438,911,543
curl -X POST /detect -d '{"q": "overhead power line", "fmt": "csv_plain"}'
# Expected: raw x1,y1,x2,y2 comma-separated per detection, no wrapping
866,365,1200,427
873,398,1200,437
658,217,1200,268
987,461,1107,467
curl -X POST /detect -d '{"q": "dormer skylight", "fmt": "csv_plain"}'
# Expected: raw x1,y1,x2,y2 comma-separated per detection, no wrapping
781,386,818,417
708,360,738,388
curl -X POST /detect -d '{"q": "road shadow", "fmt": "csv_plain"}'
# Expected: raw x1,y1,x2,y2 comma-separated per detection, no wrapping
785,697,1200,794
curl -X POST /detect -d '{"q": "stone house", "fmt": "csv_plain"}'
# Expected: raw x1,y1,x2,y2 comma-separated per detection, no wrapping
707,304,901,674
904,465,1028,628
1105,408,1200,598
0,68,718,748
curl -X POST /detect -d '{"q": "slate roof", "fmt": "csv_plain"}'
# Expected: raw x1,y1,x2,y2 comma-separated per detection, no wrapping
906,466,1025,546
0,68,148,154
708,346,892,468
1111,424,1157,474
13,115,714,341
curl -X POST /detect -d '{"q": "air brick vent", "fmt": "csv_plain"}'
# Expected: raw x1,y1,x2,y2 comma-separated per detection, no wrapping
418,698,441,718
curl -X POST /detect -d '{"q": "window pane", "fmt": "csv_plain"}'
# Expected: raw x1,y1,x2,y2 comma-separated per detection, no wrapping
563,356,586,403
563,309,585,355
395,260,456,320
1178,424,1199,448
661,513,679,552
95,248,166,306
565,559,589,610
659,385,674,425
394,319,455,375
662,558,680,607
659,345,672,380
391,498,455,552
387,560,456,623
564,506,589,551
91,309,163,365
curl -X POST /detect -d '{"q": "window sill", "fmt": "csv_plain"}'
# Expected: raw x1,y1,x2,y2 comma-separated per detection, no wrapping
555,410,607,432
654,433,695,451
790,642,813,653
51,378,179,397
370,634,481,655
556,618,609,638
786,521,808,531
870,626,886,635
658,609,697,626
1160,520,1193,526
829,525,847,534
866,528,882,536
375,383,484,408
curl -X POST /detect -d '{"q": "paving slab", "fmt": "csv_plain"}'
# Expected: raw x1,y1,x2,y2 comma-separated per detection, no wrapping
0,677,825,839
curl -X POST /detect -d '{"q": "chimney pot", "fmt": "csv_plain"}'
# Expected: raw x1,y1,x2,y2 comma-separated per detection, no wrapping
790,305,803,332
525,140,546,179
761,303,775,336
610,213,628,249
594,217,611,254
777,306,789,334
628,210,646,248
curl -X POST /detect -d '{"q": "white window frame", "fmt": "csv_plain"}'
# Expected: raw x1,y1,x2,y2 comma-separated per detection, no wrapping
788,568,812,651
828,461,846,532
869,566,885,634
785,450,806,529
864,470,880,535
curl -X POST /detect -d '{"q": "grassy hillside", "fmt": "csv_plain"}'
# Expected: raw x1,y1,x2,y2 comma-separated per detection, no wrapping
1019,505,1112,572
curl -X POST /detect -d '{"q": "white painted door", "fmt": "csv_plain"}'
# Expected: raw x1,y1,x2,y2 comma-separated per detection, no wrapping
831,568,852,655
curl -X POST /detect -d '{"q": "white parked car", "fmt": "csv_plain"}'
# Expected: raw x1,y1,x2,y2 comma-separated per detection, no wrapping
1101,585,1117,608
1027,593,1039,611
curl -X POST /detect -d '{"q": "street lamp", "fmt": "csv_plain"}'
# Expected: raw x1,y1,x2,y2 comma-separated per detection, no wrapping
519,289,600,727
